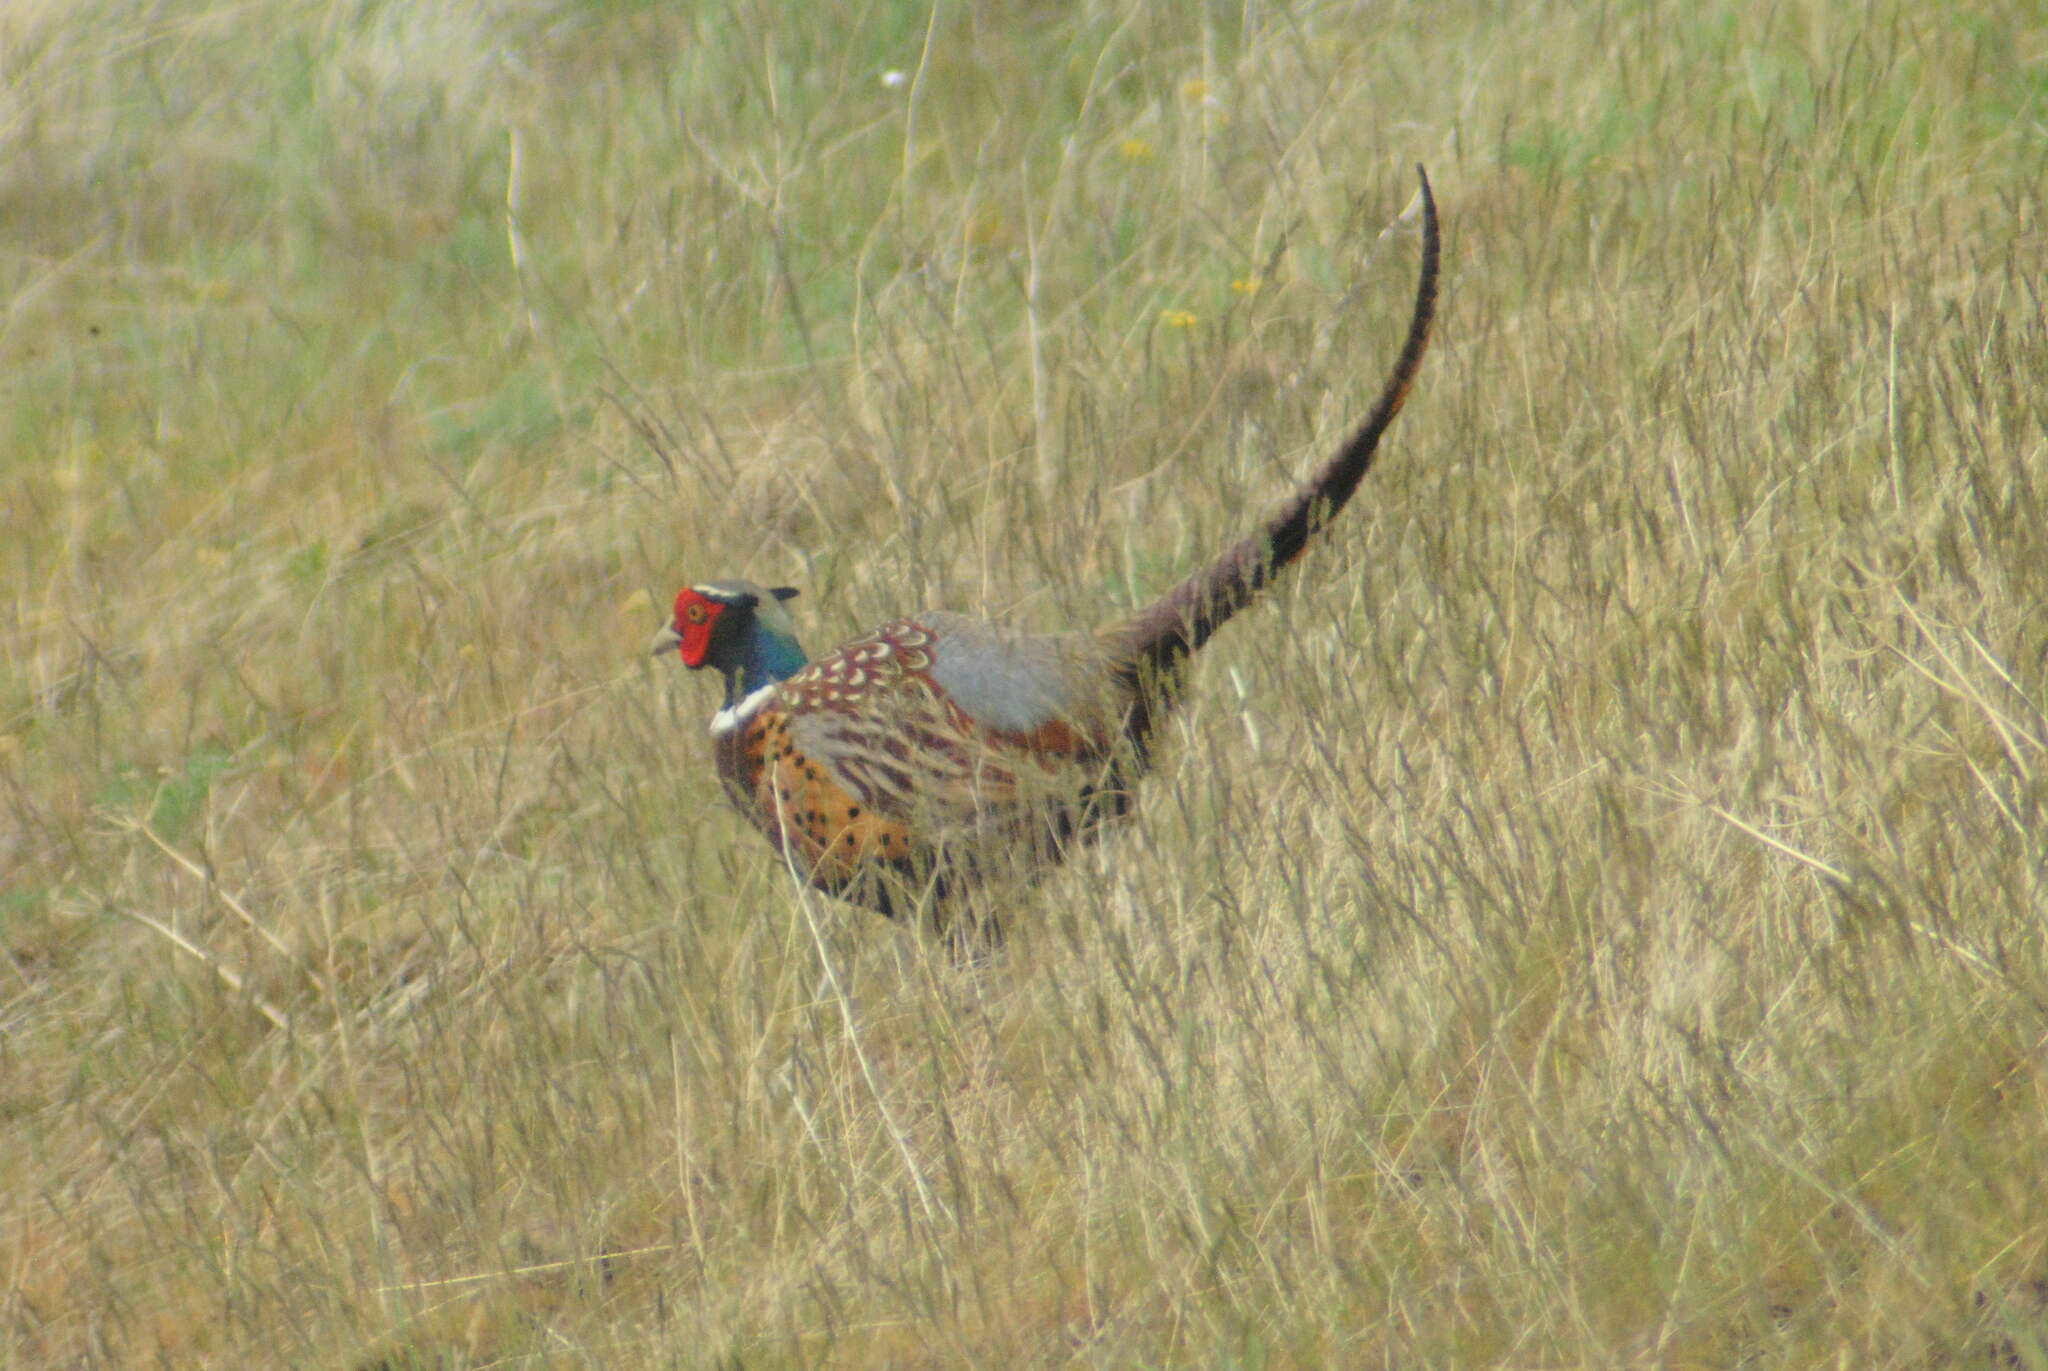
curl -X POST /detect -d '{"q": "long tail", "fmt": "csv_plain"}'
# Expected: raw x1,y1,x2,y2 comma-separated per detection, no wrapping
1106,164,1440,705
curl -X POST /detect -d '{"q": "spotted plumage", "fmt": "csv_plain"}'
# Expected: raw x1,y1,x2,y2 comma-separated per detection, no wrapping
699,615,1126,913
654,168,1442,928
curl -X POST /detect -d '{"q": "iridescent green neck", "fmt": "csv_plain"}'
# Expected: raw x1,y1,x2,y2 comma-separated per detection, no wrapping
722,623,807,707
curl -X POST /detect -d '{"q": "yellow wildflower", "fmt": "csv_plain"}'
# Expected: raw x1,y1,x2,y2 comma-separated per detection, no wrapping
1231,276,1262,296
1159,309,1198,329
1119,137,1156,162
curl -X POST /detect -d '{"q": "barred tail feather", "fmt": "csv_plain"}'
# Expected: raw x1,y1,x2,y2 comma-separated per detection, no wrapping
1110,165,1441,697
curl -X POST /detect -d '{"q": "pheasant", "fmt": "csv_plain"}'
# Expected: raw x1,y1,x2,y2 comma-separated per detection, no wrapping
654,166,1440,925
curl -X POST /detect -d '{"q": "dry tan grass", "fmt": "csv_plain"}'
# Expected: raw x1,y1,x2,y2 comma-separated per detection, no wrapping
2,0,2045,1366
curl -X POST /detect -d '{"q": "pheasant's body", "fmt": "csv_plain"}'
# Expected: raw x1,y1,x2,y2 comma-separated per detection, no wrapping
709,615,1133,913
655,168,1442,926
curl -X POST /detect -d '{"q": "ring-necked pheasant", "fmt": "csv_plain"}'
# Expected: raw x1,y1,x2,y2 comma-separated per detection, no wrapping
654,166,1439,926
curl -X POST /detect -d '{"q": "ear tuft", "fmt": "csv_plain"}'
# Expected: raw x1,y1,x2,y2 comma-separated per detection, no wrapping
771,586,801,602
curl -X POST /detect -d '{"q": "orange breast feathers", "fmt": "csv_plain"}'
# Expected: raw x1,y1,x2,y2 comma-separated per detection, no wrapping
734,706,919,876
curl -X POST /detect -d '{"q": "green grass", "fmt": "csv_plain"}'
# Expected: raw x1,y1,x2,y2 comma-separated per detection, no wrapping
3,0,2046,1365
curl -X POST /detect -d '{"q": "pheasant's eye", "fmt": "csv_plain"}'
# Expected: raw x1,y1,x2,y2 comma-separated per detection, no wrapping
683,603,709,625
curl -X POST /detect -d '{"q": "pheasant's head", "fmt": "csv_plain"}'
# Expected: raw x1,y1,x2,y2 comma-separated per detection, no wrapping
652,581,806,700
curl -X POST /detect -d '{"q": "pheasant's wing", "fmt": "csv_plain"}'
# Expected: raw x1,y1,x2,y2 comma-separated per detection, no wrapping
778,617,1108,830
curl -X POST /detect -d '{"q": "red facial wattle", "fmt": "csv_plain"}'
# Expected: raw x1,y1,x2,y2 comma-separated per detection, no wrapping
671,590,720,667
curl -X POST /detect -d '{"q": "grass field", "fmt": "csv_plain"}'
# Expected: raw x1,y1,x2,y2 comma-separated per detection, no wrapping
4,0,2046,1365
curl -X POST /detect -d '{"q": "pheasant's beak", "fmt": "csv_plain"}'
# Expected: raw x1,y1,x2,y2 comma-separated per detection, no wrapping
650,622,683,658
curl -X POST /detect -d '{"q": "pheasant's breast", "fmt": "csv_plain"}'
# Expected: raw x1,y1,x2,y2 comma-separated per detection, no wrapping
721,703,916,876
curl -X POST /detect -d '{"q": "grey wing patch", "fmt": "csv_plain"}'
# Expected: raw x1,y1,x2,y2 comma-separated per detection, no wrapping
922,614,1090,734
